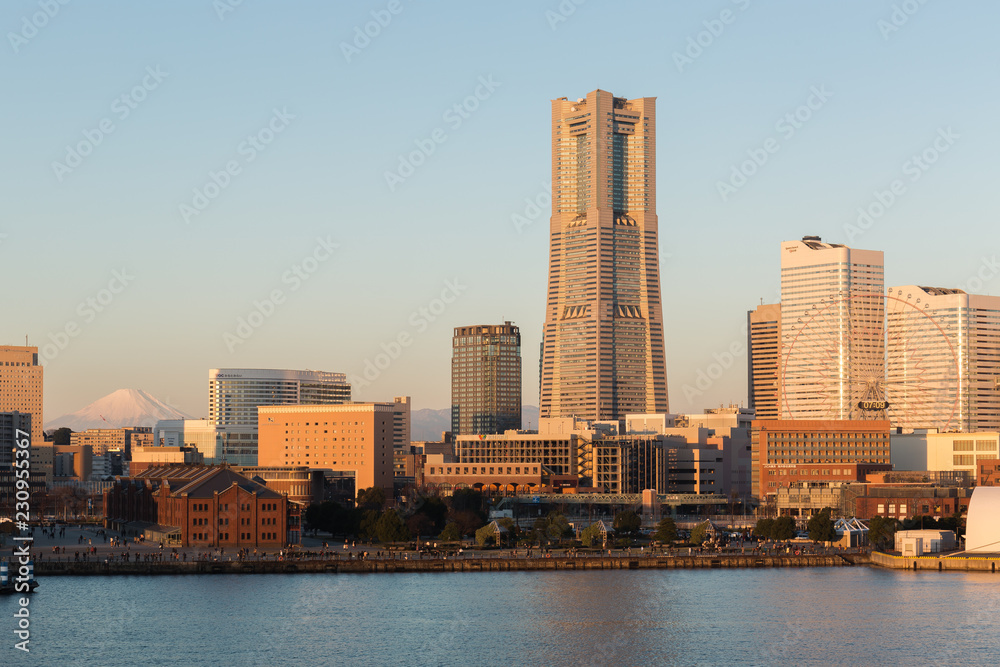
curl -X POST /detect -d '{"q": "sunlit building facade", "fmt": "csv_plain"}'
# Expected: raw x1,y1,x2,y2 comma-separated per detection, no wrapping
752,418,891,500
748,303,781,421
208,369,351,465
451,322,521,435
540,89,669,421
257,402,397,497
886,286,1000,432
780,237,884,421
0,346,43,448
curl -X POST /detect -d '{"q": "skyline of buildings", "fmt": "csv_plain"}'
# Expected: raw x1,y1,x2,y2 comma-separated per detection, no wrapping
451,322,522,436
5,83,1000,518
539,90,670,422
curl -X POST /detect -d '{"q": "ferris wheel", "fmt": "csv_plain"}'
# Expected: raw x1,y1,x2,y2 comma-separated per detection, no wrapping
781,289,961,430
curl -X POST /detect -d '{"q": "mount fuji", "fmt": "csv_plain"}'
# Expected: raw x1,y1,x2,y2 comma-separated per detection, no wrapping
47,388,193,432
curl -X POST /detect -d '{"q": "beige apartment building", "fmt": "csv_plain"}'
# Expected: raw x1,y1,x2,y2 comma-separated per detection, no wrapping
540,89,669,421
257,403,398,496
0,346,43,447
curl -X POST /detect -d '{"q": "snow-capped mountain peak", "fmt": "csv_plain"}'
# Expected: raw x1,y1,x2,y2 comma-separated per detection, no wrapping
47,388,192,431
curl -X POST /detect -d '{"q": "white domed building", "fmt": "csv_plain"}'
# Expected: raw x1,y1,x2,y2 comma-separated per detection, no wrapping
964,487,1000,553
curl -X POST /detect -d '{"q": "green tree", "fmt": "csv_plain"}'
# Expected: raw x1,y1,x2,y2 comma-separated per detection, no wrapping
867,515,899,551
406,513,434,538
304,500,355,536
497,518,517,546
475,524,497,548
938,512,965,537
359,509,380,541
450,510,483,537
374,510,409,543
807,508,837,543
773,516,797,541
545,511,573,540
356,487,387,511
754,518,775,541
580,523,603,548
413,496,449,533
613,510,642,536
653,517,678,544
439,522,462,542
690,521,710,546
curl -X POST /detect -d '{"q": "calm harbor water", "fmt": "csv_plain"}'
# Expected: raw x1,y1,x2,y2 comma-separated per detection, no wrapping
4,567,998,666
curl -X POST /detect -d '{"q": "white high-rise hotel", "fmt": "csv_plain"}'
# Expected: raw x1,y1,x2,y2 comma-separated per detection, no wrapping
886,286,1000,432
780,237,885,421
778,237,1000,432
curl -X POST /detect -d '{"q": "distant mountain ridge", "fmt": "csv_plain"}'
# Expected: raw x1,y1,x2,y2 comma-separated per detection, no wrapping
411,405,539,441
47,388,192,431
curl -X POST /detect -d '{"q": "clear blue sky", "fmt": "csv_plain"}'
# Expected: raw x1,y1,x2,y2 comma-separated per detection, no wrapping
2,0,997,423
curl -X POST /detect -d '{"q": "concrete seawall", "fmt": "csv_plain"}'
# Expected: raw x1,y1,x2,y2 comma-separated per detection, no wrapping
36,553,865,576
871,551,1000,572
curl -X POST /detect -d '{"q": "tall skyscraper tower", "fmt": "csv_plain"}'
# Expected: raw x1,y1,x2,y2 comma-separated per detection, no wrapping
452,322,521,435
780,237,884,421
886,285,1000,432
748,304,781,420
0,346,43,449
539,89,669,421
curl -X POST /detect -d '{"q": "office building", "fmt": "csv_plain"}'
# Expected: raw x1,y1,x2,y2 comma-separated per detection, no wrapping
748,304,781,420
780,238,884,421
70,427,154,458
53,444,93,482
153,419,221,462
886,286,1000,432
0,346,43,448
451,322,521,435
208,368,351,465
0,412,30,469
539,89,669,421
752,418,891,500
129,445,205,475
257,402,400,497
390,396,411,450
423,454,545,495
450,416,729,496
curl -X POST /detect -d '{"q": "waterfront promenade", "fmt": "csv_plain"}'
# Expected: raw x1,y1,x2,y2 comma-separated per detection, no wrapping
4,524,871,576
35,551,864,575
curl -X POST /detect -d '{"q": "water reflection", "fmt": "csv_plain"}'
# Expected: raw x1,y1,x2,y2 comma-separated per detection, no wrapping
6,568,999,666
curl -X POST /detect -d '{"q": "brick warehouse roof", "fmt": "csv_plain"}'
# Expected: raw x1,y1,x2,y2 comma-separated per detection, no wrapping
172,467,282,499
131,464,282,499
